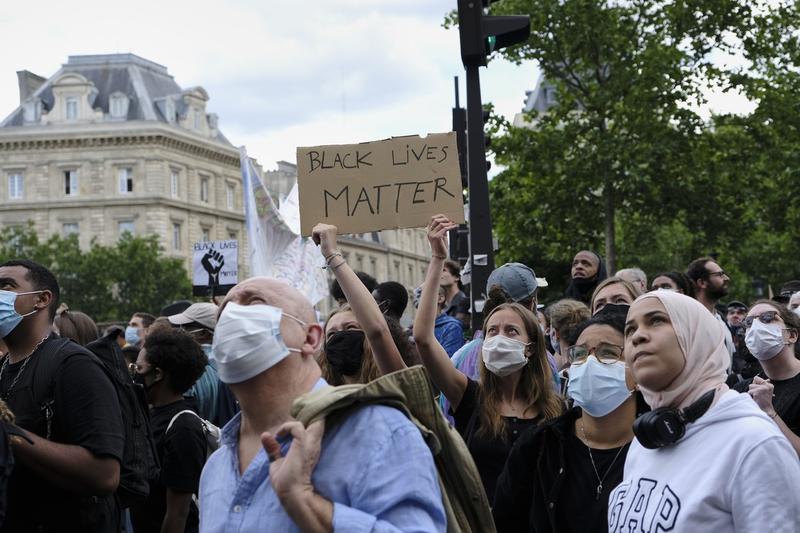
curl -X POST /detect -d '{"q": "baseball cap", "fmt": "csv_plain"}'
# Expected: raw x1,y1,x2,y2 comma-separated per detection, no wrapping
726,300,747,311
486,263,544,303
168,302,218,330
775,280,800,303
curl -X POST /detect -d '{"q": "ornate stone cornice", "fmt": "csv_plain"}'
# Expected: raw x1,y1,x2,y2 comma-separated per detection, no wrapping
0,123,240,167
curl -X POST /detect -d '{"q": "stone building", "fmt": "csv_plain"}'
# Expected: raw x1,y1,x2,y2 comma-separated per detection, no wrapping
0,54,247,273
0,54,433,316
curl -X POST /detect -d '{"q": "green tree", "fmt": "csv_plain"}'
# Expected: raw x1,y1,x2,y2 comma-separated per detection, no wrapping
476,0,795,279
0,225,191,322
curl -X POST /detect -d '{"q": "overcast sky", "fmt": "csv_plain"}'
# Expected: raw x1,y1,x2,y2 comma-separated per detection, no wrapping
0,1,752,173
0,0,540,172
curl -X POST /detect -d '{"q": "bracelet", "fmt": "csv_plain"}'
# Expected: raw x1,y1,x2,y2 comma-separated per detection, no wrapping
431,254,446,260
330,258,347,271
325,251,342,264
769,411,779,419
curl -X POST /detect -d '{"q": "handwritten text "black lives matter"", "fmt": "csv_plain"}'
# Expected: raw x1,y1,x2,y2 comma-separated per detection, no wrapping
306,142,451,173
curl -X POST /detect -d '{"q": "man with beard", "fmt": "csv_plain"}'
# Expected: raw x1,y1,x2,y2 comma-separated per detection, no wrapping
687,257,736,369
564,250,607,305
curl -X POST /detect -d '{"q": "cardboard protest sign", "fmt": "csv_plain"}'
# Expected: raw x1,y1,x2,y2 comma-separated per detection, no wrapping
192,239,238,296
296,132,465,236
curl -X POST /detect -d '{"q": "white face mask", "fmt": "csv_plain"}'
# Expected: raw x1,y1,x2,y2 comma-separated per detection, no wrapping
745,320,785,361
212,302,306,384
482,335,529,377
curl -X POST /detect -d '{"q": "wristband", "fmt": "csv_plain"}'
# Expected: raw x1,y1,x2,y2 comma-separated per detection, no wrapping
325,251,342,264
431,254,446,260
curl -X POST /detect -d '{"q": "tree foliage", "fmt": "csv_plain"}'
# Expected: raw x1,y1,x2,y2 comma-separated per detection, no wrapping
475,0,800,300
0,225,191,323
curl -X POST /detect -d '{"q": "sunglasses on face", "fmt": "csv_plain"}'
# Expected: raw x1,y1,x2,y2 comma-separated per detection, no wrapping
743,311,781,329
567,342,624,365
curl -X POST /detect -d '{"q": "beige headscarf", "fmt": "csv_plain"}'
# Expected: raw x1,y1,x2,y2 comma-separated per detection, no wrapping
632,290,729,409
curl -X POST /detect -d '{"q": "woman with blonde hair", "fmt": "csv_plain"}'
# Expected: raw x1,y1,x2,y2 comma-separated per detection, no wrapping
590,276,642,315
321,303,418,385
415,215,563,501
312,224,414,385
610,291,800,531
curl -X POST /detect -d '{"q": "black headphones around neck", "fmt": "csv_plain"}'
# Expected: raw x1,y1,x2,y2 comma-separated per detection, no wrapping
633,389,716,449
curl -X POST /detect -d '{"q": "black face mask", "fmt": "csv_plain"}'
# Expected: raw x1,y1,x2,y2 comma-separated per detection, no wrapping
132,369,157,390
325,330,366,376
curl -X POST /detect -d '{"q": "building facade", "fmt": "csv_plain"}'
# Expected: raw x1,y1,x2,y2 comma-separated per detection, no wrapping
0,54,432,316
0,54,247,274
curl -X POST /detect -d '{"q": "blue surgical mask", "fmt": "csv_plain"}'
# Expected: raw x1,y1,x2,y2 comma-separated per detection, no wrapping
125,326,141,346
0,289,43,339
567,356,631,417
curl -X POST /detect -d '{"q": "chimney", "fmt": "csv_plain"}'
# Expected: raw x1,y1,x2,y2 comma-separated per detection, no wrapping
17,70,46,103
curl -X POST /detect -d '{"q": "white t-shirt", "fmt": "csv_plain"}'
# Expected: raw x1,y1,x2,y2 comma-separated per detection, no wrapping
608,390,800,532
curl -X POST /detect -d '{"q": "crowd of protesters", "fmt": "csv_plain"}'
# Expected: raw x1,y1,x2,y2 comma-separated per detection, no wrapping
0,213,799,532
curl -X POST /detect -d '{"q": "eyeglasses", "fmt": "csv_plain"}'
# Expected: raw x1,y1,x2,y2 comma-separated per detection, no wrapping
567,342,624,364
707,270,728,278
743,311,781,329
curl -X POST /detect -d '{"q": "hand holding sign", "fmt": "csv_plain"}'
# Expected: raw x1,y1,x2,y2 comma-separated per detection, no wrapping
427,215,458,258
311,223,339,259
202,248,225,286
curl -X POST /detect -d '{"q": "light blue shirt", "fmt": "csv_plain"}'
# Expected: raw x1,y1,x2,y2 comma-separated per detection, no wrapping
198,379,446,533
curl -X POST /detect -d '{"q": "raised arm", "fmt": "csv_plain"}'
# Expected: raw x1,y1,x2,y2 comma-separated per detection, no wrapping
414,215,468,410
312,223,406,375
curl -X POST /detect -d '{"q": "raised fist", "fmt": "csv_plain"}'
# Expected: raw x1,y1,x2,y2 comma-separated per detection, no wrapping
202,248,224,286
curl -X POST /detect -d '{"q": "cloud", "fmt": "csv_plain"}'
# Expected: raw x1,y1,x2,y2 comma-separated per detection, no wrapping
0,0,537,170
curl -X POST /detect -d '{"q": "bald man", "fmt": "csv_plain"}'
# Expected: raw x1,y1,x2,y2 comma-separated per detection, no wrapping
198,277,446,532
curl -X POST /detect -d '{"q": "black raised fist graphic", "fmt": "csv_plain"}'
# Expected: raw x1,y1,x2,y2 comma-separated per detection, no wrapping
201,248,224,286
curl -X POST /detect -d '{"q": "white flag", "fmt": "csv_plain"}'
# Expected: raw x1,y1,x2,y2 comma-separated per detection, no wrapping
240,147,328,305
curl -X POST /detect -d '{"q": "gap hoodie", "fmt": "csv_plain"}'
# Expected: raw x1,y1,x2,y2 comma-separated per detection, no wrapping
608,390,800,533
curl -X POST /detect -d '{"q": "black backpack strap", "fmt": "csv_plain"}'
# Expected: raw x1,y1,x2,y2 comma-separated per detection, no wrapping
30,337,91,440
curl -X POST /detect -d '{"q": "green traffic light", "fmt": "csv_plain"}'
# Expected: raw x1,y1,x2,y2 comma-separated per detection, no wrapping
486,35,496,53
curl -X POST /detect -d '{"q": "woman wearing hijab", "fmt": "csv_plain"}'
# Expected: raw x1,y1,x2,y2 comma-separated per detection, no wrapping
565,250,607,305
610,291,800,532
733,300,800,455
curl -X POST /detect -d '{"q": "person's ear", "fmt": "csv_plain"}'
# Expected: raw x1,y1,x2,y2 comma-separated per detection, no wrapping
36,290,53,313
153,367,164,383
303,323,324,356
785,328,798,345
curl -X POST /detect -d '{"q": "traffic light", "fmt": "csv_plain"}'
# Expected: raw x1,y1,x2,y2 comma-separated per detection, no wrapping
457,0,531,67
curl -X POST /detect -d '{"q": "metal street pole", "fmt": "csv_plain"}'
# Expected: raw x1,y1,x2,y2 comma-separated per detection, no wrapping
465,62,494,332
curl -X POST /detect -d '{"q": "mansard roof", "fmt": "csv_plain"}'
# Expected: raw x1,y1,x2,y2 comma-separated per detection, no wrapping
1,53,231,146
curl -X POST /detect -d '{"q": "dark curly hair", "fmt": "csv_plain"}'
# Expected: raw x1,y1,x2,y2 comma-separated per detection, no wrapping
143,328,207,394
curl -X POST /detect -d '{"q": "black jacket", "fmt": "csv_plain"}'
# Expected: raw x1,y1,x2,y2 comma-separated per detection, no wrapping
493,408,580,533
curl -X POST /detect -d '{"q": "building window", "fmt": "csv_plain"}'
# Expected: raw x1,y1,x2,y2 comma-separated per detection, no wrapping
170,170,179,198
8,174,23,200
118,168,133,193
228,231,237,240
193,108,203,130
226,183,235,209
62,222,79,237
118,220,135,236
64,170,78,196
201,228,210,242
65,97,78,120
200,176,209,203
172,223,182,250
109,94,129,118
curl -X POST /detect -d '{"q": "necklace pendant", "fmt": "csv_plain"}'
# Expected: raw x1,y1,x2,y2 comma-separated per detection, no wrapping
596,483,603,500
